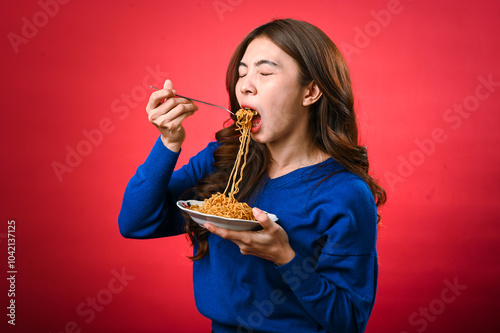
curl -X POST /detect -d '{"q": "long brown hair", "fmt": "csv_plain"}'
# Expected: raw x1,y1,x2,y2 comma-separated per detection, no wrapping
185,18,386,260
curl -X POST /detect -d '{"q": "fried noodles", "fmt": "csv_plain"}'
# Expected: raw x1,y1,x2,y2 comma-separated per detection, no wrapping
190,108,256,221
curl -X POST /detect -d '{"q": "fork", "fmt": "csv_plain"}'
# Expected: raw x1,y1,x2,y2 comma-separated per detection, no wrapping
150,85,235,115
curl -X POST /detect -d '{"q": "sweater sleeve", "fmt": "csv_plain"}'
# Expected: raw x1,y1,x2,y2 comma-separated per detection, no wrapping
118,137,217,239
276,178,378,332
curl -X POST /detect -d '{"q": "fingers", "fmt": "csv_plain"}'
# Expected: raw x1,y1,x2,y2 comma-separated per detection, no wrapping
146,79,196,114
148,97,197,126
253,207,274,230
163,79,174,90
146,80,176,112
205,223,251,255
204,223,242,242
205,209,293,264
146,79,198,134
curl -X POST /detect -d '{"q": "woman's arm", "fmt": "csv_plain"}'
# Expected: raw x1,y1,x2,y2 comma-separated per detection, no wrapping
119,78,209,239
276,247,377,332
275,180,378,332
118,137,184,238
118,138,218,239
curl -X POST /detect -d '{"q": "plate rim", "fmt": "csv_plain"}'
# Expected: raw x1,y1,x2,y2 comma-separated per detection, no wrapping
176,199,278,224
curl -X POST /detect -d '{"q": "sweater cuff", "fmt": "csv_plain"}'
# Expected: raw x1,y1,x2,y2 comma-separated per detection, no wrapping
141,136,181,186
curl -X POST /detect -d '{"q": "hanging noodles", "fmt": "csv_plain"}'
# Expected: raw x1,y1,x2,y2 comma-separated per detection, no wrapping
190,108,256,221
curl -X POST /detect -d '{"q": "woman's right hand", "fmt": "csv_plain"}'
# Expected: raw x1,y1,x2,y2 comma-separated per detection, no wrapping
146,79,198,152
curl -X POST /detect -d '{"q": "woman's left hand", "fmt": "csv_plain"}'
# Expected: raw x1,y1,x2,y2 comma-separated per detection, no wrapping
205,207,296,266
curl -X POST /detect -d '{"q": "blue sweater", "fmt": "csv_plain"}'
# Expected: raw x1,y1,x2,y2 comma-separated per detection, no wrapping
119,137,378,333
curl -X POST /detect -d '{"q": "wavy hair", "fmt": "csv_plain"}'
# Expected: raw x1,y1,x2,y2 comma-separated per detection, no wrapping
185,18,386,260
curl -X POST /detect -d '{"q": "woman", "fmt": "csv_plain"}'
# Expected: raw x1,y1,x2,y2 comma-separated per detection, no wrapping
119,18,386,332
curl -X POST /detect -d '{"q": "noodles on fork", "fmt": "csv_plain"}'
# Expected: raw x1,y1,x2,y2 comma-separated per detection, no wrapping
190,108,256,221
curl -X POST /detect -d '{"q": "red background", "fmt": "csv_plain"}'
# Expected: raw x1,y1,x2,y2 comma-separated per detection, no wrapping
1,0,500,332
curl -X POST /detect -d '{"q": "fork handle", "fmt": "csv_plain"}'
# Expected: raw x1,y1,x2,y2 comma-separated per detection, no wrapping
150,86,234,115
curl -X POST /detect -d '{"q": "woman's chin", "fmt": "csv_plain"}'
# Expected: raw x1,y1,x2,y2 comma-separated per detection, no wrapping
250,131,265,144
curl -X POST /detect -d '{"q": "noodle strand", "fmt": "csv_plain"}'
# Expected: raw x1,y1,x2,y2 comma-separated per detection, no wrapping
190,109,256,221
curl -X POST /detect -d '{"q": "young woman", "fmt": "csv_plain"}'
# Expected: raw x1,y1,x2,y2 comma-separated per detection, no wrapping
119,18,386,333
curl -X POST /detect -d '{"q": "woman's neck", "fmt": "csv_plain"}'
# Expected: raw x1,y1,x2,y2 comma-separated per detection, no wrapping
267,140,329,179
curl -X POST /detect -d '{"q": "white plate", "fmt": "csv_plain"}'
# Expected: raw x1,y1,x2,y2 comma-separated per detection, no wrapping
177,200,278,231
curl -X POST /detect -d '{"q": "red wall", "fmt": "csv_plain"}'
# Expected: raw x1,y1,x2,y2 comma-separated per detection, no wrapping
1,0,499,332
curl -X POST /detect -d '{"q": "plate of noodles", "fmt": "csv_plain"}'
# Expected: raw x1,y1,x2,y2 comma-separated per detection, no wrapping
177,199,278,231
177,108,278,231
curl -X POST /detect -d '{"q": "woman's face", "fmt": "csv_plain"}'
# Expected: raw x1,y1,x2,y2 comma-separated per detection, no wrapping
236,37,311,147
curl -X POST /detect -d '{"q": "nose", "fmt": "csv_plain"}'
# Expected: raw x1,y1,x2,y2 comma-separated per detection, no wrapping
239,74,256,96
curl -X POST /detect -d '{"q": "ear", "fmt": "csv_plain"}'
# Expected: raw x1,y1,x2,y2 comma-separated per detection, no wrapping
302,81,322,107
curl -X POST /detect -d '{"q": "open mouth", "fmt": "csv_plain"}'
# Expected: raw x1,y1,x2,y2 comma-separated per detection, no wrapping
243,107,258,116
240,106,261,132
245,108,261,132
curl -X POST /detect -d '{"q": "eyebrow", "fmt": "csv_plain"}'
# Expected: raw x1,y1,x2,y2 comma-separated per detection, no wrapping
239,59,279,68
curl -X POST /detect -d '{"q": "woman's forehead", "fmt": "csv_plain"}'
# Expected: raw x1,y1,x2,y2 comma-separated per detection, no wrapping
241,37,295,67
